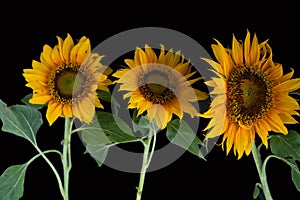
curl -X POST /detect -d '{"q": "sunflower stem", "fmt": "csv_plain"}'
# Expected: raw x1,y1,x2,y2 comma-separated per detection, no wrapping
136,127,157,200
251,142,273,200
62,117,73,200
33,147,65,197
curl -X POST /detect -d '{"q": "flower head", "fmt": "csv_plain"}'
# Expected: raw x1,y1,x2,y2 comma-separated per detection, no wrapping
23,33,112,125
113,44,208,129
201,30,300,159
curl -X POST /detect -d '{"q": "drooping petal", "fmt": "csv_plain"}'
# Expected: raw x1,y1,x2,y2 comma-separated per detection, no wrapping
274,78,300,93
46,101,63,126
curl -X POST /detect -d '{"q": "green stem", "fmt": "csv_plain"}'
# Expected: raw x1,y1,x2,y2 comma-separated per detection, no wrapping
251,142,273,200
136,128,157,200
33,146,65,198
27,149,62,166
62,117,73,200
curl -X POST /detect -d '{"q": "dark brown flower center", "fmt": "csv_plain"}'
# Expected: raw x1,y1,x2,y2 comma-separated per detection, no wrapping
226,65,274,127
48,63,89,105
139,70,175,105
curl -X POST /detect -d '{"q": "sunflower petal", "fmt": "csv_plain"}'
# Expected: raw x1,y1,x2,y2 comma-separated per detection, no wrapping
232,34,243,66
46,101,63,126
62,33,74,62
274,78,300,93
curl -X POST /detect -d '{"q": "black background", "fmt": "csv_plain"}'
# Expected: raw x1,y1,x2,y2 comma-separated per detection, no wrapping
1,2,300,200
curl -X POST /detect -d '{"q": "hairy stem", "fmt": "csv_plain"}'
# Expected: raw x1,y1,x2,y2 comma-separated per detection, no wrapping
62,117,73,200
251,142,273,200
136,127,157,200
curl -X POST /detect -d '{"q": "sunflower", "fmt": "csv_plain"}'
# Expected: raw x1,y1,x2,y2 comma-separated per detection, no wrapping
112,44,209,129
201,30,300,159
23,33,112,125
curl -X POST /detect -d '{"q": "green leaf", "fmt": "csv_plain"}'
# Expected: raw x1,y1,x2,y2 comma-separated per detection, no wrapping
97,90,112,102
85,144,110,167
253,183,261,199
290,91,300,96
270,130,300,160
0,164,28,200
97,90,120,115
81,124,111,145
285,158,300,192
291,164,300,192
166,119,205,160
0,99,42,145
81,111,138,166
269,157,300,192
132,109,151,137
21,94,45,110
81,111,136,145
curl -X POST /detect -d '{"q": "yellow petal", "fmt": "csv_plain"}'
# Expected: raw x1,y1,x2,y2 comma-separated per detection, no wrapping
70,40,83,63
255,122,269,148
124,59,135,69
23,73,48,84
199,107,212,118
29,95,52,105
41,45,57,69
63,105,73,118
95,97,104,109
244,30,251,66
137,100,152,116
154,104,168,129
32,60,51,74
201,58,223,75
56,36,65,62
193,89,209,101
249,33,259,64
134,47,142,67
77,97,95,123
212,40,233,78
278,112,298,124
112,69,129,79
145,44,157,63
274,78,300,93
139,48,148,65
25,81,46,90
51,46,63,66
62,33,74,62
225,123,237,155
266,114,288,134
266,64,283,80
76,39,91,64
245,129,254,156
205,104,226,137
236,127,248,159
232,34,243,66
46,101,63,126
169,98,183,119
234,126,244,160
277,68,294,83
175,62,191,75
